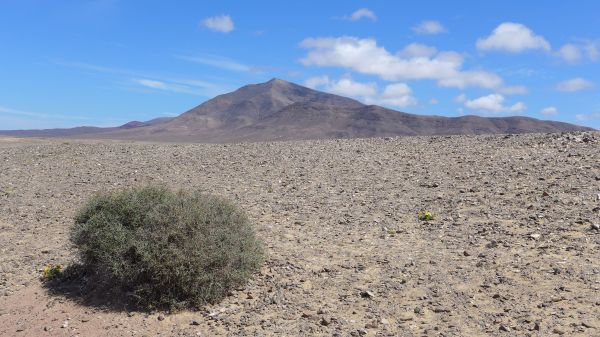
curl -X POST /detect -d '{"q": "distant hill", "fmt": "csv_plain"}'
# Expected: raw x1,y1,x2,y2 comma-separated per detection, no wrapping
1,78,594,142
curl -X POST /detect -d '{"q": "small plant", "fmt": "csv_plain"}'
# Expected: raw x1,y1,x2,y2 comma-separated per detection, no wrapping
417,210,435,221
70,186,264,310
42,265,62,280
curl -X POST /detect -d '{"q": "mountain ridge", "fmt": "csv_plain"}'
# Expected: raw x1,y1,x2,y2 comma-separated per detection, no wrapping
0,78,594,142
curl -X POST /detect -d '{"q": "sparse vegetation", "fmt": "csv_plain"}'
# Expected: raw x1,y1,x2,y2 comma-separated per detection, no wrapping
42,265,62,280
70,186,264,310
417,210,435,221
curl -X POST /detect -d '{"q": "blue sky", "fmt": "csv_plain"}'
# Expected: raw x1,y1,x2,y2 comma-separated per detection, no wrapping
1,0,599,130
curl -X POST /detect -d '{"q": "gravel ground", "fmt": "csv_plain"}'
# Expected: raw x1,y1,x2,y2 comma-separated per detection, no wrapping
0,132,599,337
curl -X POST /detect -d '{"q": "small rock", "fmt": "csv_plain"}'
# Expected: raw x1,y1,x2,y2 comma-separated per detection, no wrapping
301,312,312,318
320,317,331,326
398,313,413,321
357,328,368,336
591,223,600,231
533,322,541,331
365,321,378,329
463,250,471,257
157,315,165,321
432,306,450,313
360,290,375,299
61,321,68,328
530,233,541,240
499,325,510,332
582,321,595,328
190,320,200,326
552,327,565,335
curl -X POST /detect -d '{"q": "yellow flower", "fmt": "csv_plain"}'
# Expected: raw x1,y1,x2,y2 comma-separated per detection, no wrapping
418,210,435,221
42,264,62,280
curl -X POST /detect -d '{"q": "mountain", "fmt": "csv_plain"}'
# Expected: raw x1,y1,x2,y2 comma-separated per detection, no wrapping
1,79,594,142
0,117,174,137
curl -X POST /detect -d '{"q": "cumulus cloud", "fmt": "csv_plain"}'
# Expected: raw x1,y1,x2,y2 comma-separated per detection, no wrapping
540,106,558,116
347,8,377,21
556,78,594,92
557,44,582,63
575,112,600,121
201,15,234,33
305,75,417,108
464,94,526,114
412,20,446,35
476,22,550,53
398,43,438,58
300,36,504,89
498,85,528,95
556,40,600,63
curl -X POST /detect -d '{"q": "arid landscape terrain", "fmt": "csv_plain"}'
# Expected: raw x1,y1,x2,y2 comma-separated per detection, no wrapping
1,132,599,336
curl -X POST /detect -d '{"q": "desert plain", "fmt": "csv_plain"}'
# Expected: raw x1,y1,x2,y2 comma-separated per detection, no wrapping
0,132,599,336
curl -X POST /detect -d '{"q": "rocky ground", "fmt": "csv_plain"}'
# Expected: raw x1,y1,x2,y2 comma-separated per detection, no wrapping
0,132,599,337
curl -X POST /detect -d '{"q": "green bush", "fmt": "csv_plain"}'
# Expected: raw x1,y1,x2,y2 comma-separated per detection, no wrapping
71,186,264,310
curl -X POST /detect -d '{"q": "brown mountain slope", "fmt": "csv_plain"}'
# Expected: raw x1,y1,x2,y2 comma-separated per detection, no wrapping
1,78,594,142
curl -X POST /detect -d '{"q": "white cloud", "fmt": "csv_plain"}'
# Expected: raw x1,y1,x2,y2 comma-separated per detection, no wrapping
177,55,251,72
399,43,438,58
304,75,330,89
557,44,582,63
305,75,417,108
0,105,91,121
576,112,600,121
556,40,600,63
201,15,234,33
412,20,446,35
429,98,439,105
540,106,558,115
133,78,223,96
464,94,526,114
476,22,550,53
136,79,167,89
347,8,377,21
455,94,467,103
556,78,594,92
498,85,528,95
300,36,504,89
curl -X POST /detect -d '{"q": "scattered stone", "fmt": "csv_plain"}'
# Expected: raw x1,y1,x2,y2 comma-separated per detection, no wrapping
552,327,565,335
398,313,413,321
157,315,165,321
320,316,331,326
190,320,200,326
499,325,510,332
582,321,595,328
530,233,541,240
365,321,378,329
591,223,600,231
360,290,375,299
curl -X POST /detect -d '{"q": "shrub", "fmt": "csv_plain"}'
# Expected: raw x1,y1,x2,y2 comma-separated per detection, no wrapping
71,186,264,310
